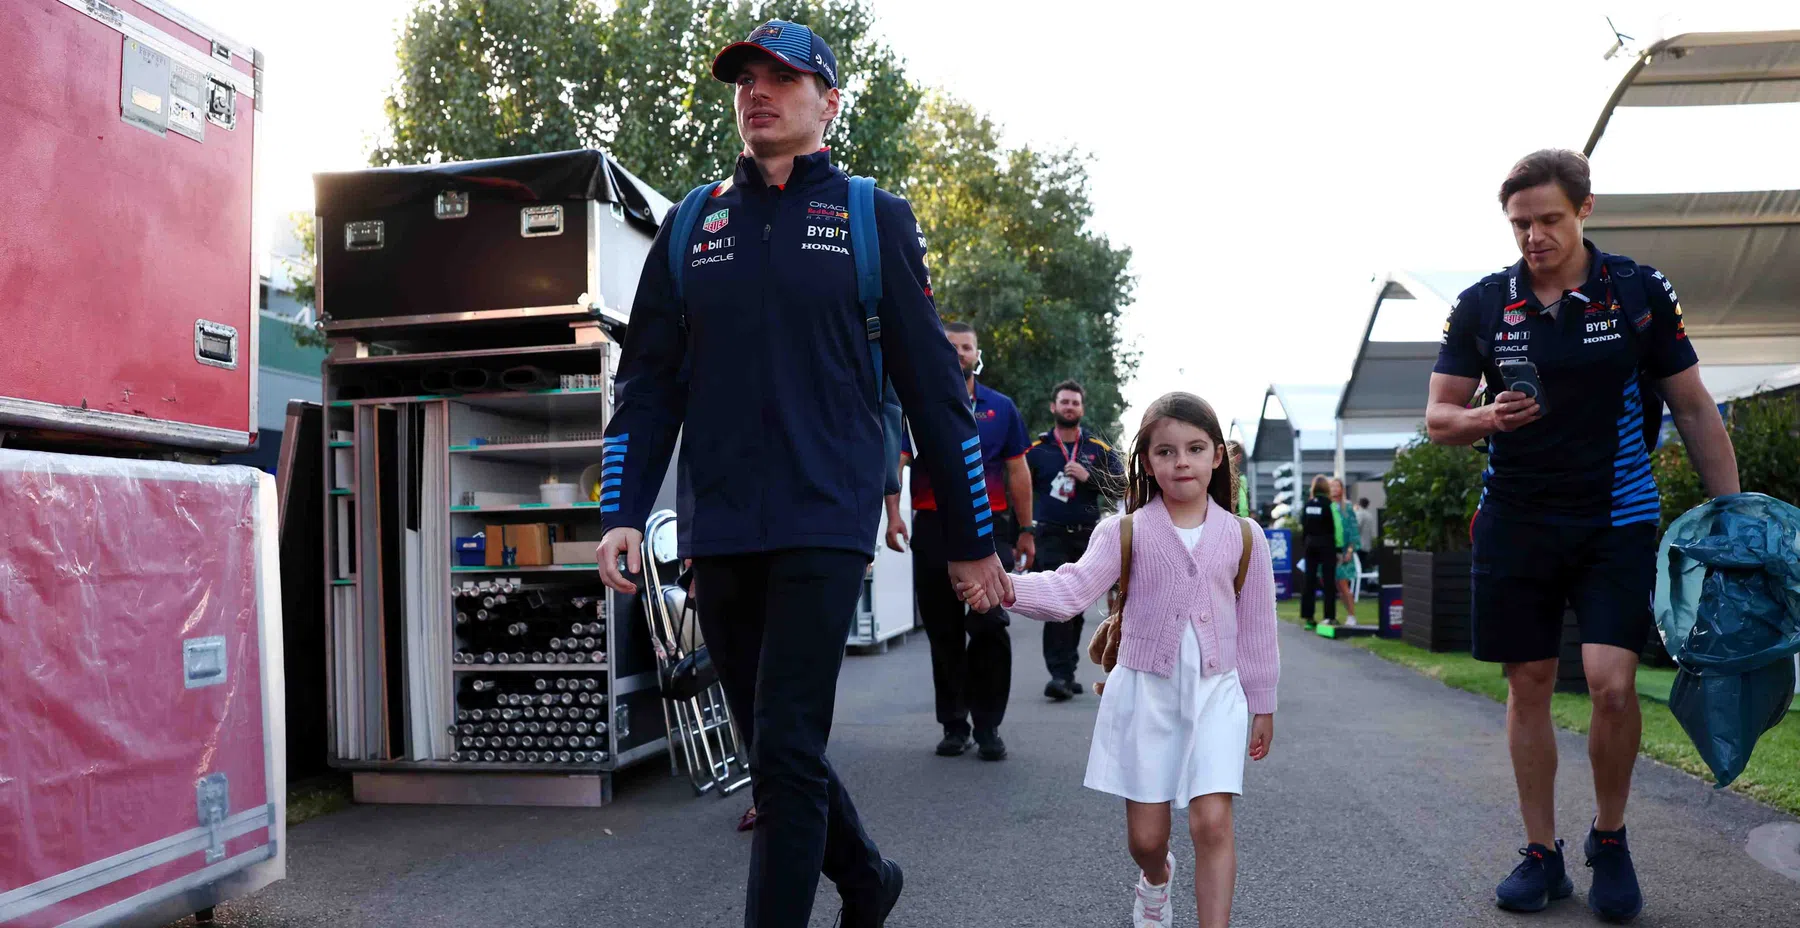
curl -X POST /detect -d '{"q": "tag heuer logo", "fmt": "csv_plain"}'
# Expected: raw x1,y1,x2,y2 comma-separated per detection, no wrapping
1503,310,1526,326
701,209,729,234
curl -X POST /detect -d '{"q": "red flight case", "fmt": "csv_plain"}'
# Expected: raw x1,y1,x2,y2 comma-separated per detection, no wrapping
0,0,264,451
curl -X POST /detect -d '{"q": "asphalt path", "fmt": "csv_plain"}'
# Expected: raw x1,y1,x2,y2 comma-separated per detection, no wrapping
183,620,1800,926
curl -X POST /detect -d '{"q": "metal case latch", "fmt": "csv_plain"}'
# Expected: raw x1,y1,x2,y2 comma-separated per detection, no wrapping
436,191,470,220
195,774,229,864
206,78,236,130
345,220,385,251
192,323,238,371
520,205,564,238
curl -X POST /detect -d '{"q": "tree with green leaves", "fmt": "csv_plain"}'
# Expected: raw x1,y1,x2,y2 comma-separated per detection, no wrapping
905,95,1135,439
295,0,1135,430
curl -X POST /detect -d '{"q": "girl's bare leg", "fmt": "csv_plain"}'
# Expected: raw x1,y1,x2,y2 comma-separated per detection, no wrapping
1126,799,1173,884
1189,793,1236,928
1336,578,1356,619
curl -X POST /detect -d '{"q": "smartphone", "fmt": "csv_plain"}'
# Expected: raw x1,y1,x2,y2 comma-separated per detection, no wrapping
1496,357,1547,415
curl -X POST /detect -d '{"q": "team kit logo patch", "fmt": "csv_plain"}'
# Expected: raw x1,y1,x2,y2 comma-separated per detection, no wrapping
702,208,729,234
1503,309,1526,326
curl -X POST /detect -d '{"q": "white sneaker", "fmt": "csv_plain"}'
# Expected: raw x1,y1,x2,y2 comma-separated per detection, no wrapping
1133,852,1174,926
1343,615,1359,626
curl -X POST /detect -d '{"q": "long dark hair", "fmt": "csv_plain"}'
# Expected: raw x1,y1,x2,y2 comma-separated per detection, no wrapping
1125,392,1235,515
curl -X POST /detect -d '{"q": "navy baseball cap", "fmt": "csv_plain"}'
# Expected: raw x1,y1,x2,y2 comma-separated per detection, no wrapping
711,20,839,89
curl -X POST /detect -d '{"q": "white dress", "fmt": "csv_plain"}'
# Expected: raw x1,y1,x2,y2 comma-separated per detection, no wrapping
1083,523,1250,808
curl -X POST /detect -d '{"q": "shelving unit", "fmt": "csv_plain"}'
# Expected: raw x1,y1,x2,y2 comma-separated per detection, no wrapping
320,323,668,807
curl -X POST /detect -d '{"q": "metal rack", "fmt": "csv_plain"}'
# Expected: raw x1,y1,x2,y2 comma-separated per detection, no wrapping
320,322,668,807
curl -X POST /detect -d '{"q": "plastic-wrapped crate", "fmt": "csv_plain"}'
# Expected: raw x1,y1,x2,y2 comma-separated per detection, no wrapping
0,450,285,927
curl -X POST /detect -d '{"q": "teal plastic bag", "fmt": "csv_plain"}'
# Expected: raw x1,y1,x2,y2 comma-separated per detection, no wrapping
1654,492,1800,787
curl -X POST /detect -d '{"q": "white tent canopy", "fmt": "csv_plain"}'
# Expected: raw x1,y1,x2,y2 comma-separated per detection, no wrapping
1335,270,1487,442
1586,30,1800,392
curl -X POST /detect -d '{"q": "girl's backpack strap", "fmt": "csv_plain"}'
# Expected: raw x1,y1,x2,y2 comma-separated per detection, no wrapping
1116,514,1135,607
1234,516,1255,596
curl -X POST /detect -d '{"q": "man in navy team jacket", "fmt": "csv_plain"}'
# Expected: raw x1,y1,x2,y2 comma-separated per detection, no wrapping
593,20,1010,928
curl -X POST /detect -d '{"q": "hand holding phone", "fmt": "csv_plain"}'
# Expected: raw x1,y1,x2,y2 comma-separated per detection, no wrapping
1492,358,1545,432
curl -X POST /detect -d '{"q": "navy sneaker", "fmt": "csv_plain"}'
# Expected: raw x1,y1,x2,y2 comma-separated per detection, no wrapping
837,858,903,927
1585,823,1643,922
1496,840,1574,912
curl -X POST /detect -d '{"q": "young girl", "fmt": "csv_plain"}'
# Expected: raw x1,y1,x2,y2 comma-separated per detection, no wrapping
958,392,1278,927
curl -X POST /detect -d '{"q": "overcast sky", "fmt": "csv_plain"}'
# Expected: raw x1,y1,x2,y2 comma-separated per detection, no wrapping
178,0,1798,431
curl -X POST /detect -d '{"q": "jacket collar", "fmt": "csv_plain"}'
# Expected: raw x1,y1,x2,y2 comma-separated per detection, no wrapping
1505,238,1606,310
732,148,837,192
1040,426,1090,445
1136,494,1227,562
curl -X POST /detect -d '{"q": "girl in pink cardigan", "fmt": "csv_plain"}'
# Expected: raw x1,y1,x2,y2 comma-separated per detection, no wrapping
958,392,1279,928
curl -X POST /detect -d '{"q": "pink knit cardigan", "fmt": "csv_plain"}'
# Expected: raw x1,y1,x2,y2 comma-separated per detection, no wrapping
1008,495,1281,714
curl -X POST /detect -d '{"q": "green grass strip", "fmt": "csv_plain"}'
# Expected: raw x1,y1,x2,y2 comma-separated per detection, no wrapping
1276,598,1800,816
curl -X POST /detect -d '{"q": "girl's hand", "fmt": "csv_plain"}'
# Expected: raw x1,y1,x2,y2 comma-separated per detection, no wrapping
954,579,992,613
1248,714,1274,761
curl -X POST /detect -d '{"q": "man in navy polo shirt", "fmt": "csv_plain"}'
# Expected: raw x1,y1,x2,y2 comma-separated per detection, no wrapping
1024,379,1122,700
1428,149,1739,922
595,20,1011,928
887,321,1034,761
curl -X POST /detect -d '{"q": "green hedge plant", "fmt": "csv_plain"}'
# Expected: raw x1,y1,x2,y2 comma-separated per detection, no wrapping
1382,428,1485,553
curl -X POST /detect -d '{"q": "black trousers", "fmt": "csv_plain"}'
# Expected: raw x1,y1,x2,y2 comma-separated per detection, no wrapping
912,508,1013,736
693,549,883,928
1035,524,1094,683
1299,542,1336,622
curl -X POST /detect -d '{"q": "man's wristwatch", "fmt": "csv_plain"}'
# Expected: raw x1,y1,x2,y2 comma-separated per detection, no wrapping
1017,522,1035,535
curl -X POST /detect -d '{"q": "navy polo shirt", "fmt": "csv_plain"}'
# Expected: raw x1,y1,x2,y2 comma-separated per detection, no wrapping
903,381,1029,511
1025,428,1122,527
1434,242,1697,526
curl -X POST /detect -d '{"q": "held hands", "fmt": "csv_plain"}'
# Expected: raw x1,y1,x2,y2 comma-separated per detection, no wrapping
595,527,644,594
1063,461,1091,483
1485,390,1542,433
948,555,1013,613
1249,714,1275,761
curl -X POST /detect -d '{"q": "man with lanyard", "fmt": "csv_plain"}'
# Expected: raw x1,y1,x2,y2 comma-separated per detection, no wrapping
1429,149,1738,922
886,321,1034,760
595,21,1010,927
1023,379,1122,700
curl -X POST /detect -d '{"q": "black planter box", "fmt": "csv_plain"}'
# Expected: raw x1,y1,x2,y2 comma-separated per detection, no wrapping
1401,550,1471,652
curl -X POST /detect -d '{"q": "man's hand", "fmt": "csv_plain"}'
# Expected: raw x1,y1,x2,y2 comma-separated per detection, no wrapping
948,555,1013,611
885,518,910,553
1484,391,1542,433
1248,714,1275,761
884,494,909,553
1015,531,1036,571
1063,461,1091,483
596,527,643,594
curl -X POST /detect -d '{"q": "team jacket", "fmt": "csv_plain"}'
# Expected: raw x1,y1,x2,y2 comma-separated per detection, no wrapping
601,150,997,563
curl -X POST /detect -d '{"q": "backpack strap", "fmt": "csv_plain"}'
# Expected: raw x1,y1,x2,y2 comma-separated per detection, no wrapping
1109,514,1135,619
847,176,905,495
1234,516,1254,596
1601,255,1667,451
666,181,722,307
847,176,882,390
